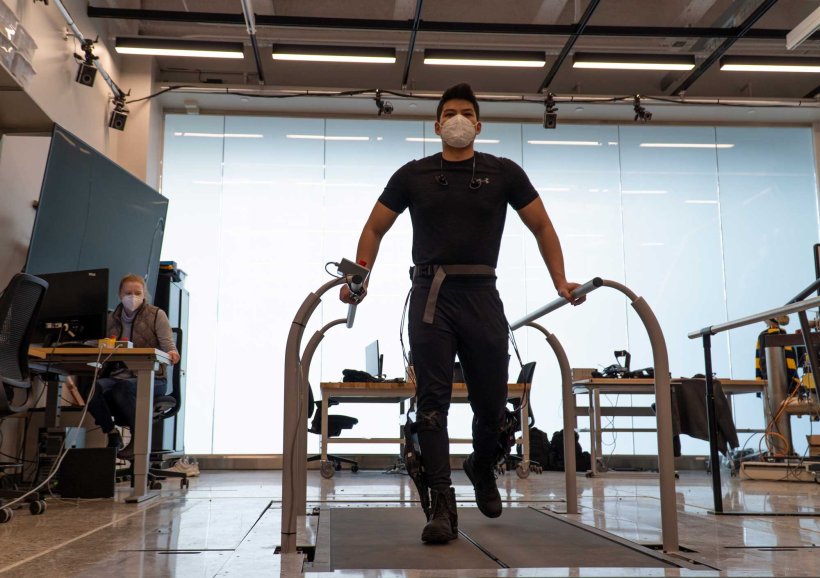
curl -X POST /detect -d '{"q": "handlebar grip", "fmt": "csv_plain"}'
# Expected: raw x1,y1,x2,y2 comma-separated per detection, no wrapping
346,274,363,328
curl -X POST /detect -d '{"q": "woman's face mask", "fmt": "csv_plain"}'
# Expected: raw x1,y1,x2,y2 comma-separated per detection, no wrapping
120,280,145,312
121,294,144,312
439,114,477,149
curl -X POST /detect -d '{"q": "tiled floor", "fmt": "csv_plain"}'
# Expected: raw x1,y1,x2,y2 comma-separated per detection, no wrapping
0,467,818,577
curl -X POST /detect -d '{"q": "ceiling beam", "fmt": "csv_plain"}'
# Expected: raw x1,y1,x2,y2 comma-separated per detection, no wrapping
239,0,265,84
86,6,814,40
671,0,779,96
401,0,424,90
537,0,601,94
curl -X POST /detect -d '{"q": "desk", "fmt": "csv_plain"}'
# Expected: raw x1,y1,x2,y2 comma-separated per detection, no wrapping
319,381,531,470
28,347,170,503
571,378,767,476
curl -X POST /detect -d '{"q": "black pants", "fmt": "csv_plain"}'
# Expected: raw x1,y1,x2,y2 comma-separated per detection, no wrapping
87,376,168,435
409,276,509,490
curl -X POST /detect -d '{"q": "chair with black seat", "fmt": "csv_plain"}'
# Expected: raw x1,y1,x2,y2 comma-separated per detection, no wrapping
505,361,537,474
306,383,359,478
0,273,49,522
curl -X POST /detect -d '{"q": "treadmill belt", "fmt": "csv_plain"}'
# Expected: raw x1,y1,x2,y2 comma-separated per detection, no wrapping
325,507,677,571
327,507,499,570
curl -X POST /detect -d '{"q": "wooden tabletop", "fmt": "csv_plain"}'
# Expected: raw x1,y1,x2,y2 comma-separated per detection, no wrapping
321,382,528,392
573,378,763,386
29,347,170,363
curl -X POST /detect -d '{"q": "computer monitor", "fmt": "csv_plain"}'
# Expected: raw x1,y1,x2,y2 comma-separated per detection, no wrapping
31,268,109,346
366,340,383,378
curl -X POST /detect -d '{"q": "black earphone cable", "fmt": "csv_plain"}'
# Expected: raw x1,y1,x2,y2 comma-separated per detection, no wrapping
436,153,485,189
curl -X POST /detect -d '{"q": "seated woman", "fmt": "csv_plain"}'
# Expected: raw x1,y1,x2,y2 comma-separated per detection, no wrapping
87,274,180,459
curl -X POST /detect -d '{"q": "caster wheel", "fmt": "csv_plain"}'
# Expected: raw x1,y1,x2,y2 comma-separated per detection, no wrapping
30,500,47,515
516,464,530,479
351,465,359,473
585,471,594,478
181,478,190,489
150,481,163,490
320,461,335,479
333,460,342,472
0,508,13,523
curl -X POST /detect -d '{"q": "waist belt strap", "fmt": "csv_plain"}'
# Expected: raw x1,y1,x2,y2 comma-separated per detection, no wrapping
418,264,496,324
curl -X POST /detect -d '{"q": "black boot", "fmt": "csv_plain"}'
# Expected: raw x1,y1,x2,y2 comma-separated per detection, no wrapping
463,453,502,518
421,487,458,543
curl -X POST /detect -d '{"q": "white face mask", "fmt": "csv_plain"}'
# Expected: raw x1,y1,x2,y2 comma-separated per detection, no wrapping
121,294,144,312
440,114,477,149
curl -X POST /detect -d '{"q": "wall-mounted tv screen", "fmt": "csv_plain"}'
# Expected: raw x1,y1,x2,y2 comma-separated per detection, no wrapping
25,125,169,308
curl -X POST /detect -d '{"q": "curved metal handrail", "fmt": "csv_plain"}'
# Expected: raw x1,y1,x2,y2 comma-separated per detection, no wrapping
511,277,678,553
281,274,354,554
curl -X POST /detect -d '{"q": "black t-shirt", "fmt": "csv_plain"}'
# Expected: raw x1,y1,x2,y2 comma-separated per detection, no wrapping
378,152,539,267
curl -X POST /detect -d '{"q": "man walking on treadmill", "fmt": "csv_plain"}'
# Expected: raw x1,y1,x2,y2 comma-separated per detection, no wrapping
340,83,584,543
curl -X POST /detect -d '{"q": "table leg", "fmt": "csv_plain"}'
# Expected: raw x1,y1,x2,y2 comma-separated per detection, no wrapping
521,387,530,468
590,390,601,476
44,375,64,429
125,365,158,503
321,390,329,463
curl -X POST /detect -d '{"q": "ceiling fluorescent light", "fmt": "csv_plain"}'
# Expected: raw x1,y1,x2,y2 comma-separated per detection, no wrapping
174,132,262,138
719,55,820,73
786,6,820,50
640,143,734,149
573,52,695,71
116,37,245,59
286,134,371,141
424,49,546,68
527,140,601,146
273,45,396,64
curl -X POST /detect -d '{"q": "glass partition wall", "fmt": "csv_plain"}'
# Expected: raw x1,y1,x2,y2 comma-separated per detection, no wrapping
161,115,819,457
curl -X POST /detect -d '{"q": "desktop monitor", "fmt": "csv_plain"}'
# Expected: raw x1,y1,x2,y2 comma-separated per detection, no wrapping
366,340,383,378
31,268,109,346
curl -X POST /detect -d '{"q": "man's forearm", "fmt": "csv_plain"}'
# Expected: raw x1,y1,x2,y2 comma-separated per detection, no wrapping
534,222,567,289
356,228,384,280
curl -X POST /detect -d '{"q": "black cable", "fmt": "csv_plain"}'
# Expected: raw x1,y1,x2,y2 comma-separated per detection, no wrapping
126,85,196,104
123,83,820,110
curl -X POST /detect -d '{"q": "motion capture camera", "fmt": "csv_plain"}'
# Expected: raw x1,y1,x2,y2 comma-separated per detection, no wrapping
543,110,558,129
108,107,128,131
75,62,97,87
74,38,99,87
108,94,129,132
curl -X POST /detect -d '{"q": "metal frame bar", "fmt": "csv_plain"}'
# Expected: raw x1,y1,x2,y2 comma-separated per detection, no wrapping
400,1,424,90
239,0,266,84
671,0,779,96
537,0,601,93
689,293,820,515
54,0,125,100
86,7,816,41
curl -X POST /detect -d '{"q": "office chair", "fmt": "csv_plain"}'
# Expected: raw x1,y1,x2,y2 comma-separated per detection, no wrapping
505,361,537,474
306,383,359,478
0,273,49,522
